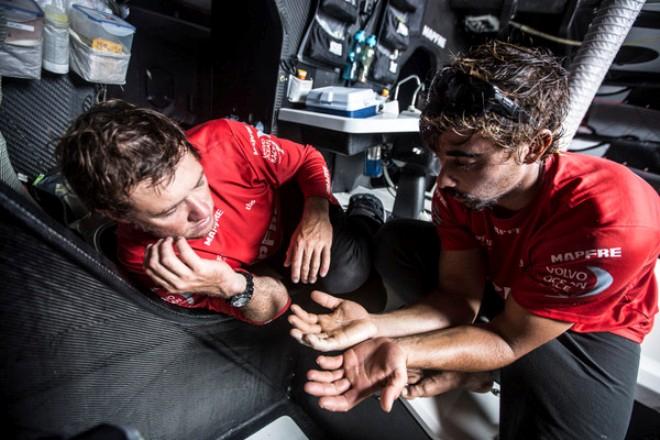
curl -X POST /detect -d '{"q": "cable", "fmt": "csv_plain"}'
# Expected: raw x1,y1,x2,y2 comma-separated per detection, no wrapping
382,162,398,198
509,21,582,46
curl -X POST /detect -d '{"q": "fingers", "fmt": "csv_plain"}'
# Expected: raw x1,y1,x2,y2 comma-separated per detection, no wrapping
380,368,407,413
144,266,177,291
307,248,321,284
403,371,462,399
318,390,360,412
316,354,344,370
144,240,183,291
304,378,351,397
289,243,304,283
156,238,192,278
304,333,346,352
319,246,331,278
289,328,312,347
307,368,344,383
283,240,294,268
174,237,202,271
300,247,313,283
288,314,322,334
406,368,424,385
310,290,342,310
290,303,319,324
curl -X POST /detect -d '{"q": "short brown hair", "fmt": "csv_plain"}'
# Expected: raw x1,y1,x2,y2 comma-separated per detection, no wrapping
57,99,197,217
421,41,569,161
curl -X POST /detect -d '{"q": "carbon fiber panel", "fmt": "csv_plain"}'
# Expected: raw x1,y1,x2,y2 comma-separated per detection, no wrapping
0,183,296,439
0,74,97,177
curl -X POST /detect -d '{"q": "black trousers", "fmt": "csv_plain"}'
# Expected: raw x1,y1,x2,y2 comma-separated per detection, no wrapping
374,219,641,440
259,185,377,295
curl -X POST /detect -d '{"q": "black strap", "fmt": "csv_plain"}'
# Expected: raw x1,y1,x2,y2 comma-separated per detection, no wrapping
498,0,518,37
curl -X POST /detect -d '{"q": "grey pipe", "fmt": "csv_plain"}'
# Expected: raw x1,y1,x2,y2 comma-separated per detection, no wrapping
560,0,645,150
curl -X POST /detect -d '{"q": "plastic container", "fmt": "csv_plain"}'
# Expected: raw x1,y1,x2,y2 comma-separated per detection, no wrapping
42,5,69,74
306,86,379,118
0,0,44,79
0,0,43,45
69,4,135,53
69,4,135,84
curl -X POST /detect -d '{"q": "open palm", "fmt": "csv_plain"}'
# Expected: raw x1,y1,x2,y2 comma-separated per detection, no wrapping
304,337,408,413
289,290,377,351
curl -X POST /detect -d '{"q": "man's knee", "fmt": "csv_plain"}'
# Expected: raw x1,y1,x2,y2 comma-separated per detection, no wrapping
318,238,371,294
374,222,403,279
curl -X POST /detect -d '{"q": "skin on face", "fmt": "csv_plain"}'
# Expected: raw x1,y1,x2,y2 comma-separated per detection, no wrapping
125,152,215,238
435,130,542,212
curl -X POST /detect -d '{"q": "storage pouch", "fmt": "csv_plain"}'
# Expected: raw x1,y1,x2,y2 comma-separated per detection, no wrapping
306,15,347,68
320,0,359,23
371,43,399,84
70,30,130,84
0,42,43,79
380,6,409,51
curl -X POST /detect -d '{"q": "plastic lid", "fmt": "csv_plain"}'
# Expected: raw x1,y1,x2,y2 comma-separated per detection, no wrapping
380,88,390,97
0,0,44,19
72,4,135,36
296,68,308,80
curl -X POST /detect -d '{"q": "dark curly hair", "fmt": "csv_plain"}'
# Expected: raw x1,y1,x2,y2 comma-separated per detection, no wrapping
421,41,569,161
56,99,198,218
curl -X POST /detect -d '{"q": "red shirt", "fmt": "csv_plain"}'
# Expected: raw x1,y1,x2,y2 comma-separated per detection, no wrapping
432,153,659,342
117,119,335,323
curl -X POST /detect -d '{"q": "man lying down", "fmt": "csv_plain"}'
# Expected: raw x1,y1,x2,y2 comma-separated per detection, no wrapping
57,101,384,324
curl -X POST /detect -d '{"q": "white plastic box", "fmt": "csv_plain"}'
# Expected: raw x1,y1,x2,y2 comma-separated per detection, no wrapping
305,86,378,118
0,0,44,79
69,4,135,84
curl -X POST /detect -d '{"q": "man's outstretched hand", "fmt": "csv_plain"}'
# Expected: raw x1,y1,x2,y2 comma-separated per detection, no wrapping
289,291,378,351
304,337,407,413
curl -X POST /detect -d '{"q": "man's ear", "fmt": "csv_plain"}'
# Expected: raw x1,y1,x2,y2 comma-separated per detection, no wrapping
524,129,553,164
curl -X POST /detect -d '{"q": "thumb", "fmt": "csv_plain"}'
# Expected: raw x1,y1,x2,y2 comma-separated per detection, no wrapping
380,367,407,413
403,371,462,399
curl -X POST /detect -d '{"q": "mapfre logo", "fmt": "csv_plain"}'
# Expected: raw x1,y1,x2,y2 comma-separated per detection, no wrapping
203,208,224,246
550,247,622,263
245,199,256,211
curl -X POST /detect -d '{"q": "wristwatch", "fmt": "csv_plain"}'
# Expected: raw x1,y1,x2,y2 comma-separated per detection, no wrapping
228,269,254,308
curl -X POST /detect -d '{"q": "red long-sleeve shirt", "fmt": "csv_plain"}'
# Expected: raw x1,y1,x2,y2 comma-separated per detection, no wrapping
118,119,335,323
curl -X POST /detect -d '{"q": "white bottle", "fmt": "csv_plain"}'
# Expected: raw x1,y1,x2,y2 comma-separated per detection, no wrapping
42,5,69,74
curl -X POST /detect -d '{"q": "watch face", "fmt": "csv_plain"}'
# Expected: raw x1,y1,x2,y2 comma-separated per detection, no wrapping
230,292,252,308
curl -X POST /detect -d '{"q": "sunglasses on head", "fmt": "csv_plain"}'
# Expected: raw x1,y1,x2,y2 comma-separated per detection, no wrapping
426,69,533,124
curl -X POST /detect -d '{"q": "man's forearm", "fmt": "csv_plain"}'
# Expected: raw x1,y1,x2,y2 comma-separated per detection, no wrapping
241,275,290,322
398,324,516,372
371,289,481,339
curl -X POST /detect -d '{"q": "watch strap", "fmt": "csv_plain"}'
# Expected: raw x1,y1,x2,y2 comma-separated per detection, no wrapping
228,269,254,308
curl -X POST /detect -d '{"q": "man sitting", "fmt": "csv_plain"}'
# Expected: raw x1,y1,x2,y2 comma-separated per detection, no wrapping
290,41,659,439
57,100,383,324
